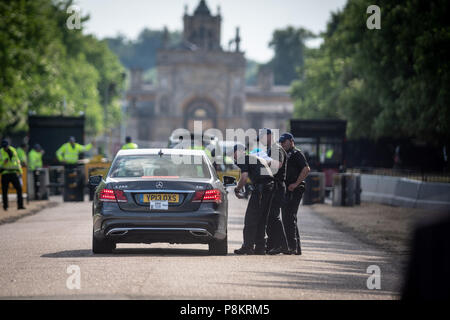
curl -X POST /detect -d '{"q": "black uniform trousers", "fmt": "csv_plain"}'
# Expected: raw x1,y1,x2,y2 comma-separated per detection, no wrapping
1,173,24,210
282,188,304,253
266,182,289,250
243,182,274,250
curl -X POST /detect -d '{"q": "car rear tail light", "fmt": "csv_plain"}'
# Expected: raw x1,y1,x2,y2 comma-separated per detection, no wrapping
99,189,115,202
192,190,205,202
192,189,221,204
114,190,128,203
204,189,222,203
99,189,128,203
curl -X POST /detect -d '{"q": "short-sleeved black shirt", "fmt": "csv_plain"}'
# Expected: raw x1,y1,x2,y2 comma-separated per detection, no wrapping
267,143,287,182
235,154,273,185
285,147,309,185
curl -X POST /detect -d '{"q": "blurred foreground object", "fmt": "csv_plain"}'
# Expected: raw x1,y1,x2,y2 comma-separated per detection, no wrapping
402,212,450,300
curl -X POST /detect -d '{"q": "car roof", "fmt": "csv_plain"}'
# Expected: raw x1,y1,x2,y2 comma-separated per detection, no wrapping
116,148,207,157
168,133,218,141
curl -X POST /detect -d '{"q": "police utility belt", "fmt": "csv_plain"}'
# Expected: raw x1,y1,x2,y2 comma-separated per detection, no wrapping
273,178,286,189
249,180,274,207
250,179,275,193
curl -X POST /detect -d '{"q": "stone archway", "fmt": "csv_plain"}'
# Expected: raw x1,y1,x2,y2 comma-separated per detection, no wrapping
183,98,217,131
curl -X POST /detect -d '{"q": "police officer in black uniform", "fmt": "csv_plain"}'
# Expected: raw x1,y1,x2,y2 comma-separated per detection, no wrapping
232,144,275,255
279,133,310,255
259,129,289,255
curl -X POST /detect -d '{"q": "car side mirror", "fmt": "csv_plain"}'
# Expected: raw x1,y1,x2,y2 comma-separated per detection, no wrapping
89,175,102,186
222,175,237,187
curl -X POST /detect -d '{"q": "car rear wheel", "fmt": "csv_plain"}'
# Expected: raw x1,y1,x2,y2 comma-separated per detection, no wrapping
208,235,228,255
92,234,116,254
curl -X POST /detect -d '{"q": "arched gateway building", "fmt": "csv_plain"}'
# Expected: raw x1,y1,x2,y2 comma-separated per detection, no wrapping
126,0,293,144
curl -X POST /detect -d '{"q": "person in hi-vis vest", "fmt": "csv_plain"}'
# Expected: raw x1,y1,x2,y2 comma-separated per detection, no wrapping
28,144,44,171
121,136,138,150
56,136,92,165
16,143,27,167
0,139,25,211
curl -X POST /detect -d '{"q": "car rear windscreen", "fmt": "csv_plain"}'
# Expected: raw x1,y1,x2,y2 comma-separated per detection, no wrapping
109,154,211,179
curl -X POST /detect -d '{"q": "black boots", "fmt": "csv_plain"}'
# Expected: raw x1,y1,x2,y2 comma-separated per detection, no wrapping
234,246,254,255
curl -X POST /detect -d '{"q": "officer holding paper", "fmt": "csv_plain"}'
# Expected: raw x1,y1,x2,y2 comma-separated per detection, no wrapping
232,144,275,255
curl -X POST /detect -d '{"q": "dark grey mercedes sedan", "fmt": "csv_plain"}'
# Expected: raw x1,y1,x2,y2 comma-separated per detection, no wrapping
89,148,236,255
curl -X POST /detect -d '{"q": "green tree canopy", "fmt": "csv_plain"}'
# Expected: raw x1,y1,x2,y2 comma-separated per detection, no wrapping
0,0,125,136
266,26,315,85
292,0,450,144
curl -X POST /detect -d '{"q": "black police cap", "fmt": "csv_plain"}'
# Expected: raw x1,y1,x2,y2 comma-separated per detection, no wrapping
279,133,294,143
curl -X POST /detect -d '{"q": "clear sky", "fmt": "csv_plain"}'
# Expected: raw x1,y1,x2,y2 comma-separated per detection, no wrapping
75,0,347,63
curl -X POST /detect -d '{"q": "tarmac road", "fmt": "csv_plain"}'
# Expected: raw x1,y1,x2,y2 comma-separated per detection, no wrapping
0,191,403,299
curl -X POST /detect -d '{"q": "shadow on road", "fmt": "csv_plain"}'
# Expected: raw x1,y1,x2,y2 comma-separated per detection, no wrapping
302,234,386,255
41,247,211,258
221,270,397,298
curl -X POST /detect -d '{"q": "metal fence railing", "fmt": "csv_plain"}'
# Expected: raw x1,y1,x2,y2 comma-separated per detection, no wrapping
348,167,450,183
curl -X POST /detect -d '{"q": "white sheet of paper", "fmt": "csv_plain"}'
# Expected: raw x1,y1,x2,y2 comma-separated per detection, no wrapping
150,200,168,210
255,151,273,162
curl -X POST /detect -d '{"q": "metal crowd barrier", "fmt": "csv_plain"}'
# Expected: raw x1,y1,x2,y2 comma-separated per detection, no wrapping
303,172,325,205
332,173,362,207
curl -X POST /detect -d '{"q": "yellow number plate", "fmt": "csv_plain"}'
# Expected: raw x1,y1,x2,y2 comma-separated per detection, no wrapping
142,194,179,203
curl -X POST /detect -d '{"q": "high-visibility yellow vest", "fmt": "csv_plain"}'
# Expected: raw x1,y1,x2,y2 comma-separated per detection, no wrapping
121,142,138,150
28,149,43,171
56,142,92,164
0,146,23,175
326,149,334,159
191,145,212,159
224,155,234,165
17,147,27,165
